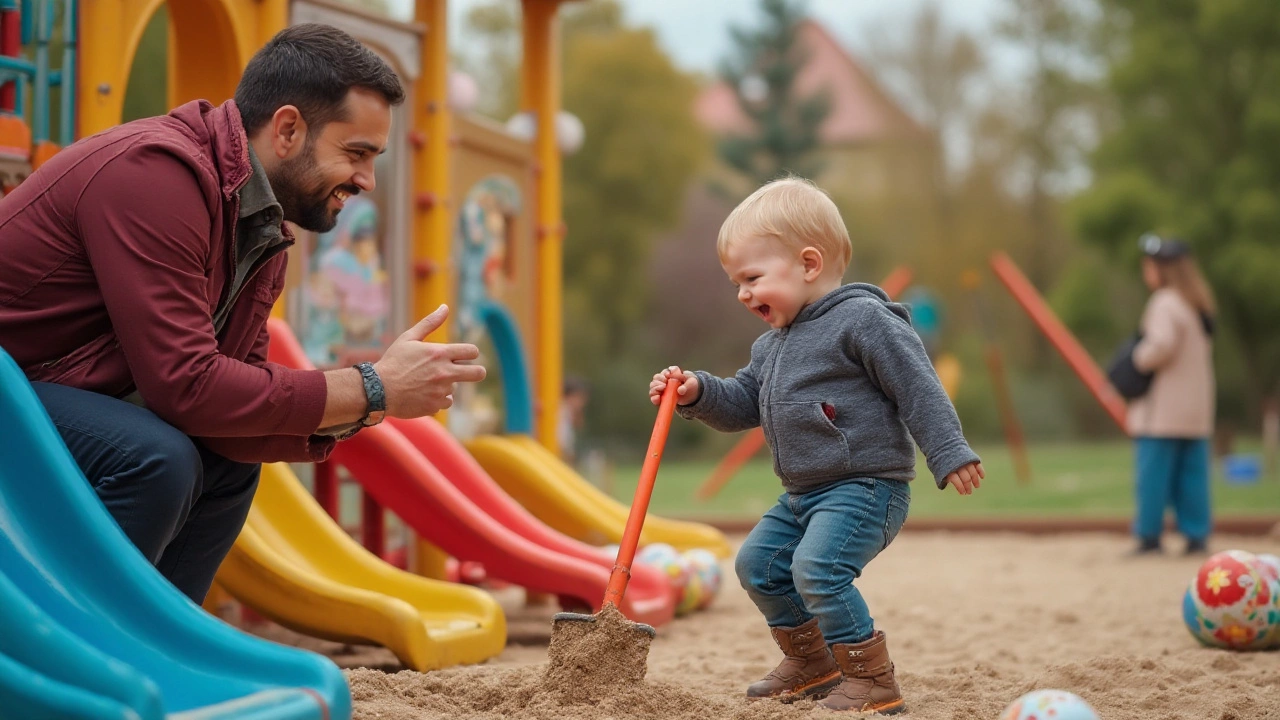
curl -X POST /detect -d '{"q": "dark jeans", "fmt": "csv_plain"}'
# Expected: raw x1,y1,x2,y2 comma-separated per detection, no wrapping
735,478,911,645
32,382,260,604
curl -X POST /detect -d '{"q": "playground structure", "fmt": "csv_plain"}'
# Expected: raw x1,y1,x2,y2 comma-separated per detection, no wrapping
0,1,732,716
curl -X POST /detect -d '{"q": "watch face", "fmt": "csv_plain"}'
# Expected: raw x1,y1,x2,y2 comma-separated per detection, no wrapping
365,409,387,427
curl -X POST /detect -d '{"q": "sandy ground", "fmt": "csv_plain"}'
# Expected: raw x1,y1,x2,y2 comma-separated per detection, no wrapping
253,531,1280,719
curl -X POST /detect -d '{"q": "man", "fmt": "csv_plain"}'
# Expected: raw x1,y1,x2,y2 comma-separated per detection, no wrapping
0,24,485,604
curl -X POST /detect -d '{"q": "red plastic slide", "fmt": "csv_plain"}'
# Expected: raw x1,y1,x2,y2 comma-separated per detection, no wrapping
265,319,676,628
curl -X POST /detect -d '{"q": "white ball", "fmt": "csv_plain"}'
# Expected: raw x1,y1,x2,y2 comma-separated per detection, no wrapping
447,70,479,113
1001,690,1099,720
555,111,585,154
505,111,536,142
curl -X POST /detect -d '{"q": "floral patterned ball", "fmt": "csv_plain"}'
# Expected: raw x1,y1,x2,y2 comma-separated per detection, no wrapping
1253,553,1280,649
1183,550,1277,650
636,542,690,603
676,565,703,616
682,548,724,610
1001,689,1099,720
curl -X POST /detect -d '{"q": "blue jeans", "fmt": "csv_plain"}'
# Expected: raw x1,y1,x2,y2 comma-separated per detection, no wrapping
32,382,260,604
1134,437,1211,542
735,478,910,645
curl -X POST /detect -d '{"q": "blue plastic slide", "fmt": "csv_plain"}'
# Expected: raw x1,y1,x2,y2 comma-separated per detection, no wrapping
0,348,351,719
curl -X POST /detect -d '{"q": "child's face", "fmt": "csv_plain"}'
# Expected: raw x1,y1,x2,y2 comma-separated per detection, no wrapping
722,238,824,329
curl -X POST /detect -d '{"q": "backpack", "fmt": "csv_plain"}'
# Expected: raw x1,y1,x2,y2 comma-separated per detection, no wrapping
1107,334,1153,400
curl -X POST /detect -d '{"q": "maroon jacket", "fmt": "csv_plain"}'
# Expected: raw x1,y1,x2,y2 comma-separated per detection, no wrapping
0,100,333,463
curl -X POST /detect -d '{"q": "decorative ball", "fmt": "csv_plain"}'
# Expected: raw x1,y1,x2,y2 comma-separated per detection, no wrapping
1183,550,1276,650
447,70,479,113
1000,689,1099,720
1252,553,1280,649
682,548,723,610
676,567,703,616
1257,553,1280,580
636,543,689,600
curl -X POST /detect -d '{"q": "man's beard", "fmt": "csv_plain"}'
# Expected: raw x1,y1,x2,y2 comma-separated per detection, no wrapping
271,147,357,233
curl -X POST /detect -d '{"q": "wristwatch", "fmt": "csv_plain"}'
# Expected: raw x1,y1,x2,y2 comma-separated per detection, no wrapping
354,361,387,428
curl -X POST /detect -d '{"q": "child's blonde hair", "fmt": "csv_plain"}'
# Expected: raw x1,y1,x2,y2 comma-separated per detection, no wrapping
717,177,852,274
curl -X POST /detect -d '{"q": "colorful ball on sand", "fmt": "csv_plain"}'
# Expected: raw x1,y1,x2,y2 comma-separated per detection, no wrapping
1255,553,1280,649
681,548,723,610
1001,689,1099,720
676,567,703,616
636,543,690,607
1182,550,1278,650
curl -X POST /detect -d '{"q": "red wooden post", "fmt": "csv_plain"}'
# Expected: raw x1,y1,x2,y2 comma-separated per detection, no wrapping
362,491,385,558
313,460,339,520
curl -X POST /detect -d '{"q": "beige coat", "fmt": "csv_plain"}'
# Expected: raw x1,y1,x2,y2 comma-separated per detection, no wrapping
1126,288,1215,438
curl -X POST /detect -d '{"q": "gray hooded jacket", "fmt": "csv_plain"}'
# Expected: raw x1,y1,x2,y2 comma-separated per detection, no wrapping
678,283,979,493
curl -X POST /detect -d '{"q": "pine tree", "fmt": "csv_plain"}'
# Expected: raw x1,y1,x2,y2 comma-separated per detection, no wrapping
717,0,831,187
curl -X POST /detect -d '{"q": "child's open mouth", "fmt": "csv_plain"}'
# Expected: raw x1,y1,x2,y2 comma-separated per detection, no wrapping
756,304,772,322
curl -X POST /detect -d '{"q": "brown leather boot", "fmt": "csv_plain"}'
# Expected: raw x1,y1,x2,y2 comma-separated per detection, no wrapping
818,631,906,714
746,618,842,700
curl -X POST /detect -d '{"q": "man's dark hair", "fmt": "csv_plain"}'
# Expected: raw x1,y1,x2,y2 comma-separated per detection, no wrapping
235,23,405,135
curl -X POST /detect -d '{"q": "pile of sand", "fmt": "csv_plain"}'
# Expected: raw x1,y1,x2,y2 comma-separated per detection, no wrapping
255,532,1280,720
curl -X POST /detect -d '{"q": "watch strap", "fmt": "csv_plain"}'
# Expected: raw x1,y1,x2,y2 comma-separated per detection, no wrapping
354,362,386,426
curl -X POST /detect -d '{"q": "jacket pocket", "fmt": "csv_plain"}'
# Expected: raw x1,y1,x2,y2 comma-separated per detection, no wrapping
31,332,117,383
770,401,853,482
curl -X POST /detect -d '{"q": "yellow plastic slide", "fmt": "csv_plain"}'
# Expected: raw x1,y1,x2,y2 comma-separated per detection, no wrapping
214,462,506,671
464,434,732,559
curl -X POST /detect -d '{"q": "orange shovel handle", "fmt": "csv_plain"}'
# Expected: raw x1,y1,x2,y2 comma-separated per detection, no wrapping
603,378,680,609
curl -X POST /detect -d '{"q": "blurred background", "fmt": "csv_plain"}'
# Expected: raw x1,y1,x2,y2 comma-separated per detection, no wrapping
120,0,1280,520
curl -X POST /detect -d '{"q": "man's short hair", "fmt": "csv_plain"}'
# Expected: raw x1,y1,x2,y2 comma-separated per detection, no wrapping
717,176,852,274
235,23,405,135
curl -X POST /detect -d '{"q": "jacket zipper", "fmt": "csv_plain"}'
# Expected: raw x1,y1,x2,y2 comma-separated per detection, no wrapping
214,243,290,337
765,328,788,477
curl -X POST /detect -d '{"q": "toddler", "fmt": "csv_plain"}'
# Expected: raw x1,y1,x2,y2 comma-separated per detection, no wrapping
650,177,983,715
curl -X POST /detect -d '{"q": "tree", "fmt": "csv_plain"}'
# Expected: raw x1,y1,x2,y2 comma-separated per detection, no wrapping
1074,0,1280,424
457,1,521,121
717,0,831,188
558,2,707,444
994,0,1100,292
861,1,989,312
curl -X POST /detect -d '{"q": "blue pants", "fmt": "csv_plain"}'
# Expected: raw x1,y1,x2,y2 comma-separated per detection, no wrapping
735,478,910,645
1133,437,1211,542
32,382,260,604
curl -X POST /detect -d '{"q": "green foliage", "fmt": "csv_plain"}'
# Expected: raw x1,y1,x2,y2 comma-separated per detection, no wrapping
121,4,169,122
559,3,707,441
459,1,522,120
1075,0,1280,408
717,0,831,187
453,1,707,450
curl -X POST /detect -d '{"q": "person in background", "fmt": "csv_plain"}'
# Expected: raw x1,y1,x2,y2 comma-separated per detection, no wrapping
559,376,590,466
1128,233,1217,556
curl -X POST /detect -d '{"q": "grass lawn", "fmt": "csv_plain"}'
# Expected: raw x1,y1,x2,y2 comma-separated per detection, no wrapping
604,440,1280,521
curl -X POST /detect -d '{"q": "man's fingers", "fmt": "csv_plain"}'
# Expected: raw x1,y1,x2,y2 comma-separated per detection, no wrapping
447,364,487,383
404,304,449,340
437,342,481,361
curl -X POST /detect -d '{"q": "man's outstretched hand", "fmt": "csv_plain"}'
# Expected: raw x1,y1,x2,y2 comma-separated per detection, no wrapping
375,305,487,418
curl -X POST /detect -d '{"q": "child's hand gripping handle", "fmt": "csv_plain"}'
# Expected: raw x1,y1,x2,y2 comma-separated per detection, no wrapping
604,378,680,609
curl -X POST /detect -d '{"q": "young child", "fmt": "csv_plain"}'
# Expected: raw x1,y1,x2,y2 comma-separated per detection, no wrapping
649,177,983,715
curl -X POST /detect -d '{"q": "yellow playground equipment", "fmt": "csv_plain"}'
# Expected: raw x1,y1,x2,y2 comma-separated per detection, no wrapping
3,0,728,669
215,463,506,672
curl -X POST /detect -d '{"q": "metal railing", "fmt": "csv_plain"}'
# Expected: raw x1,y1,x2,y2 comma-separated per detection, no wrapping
0,0,76,148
